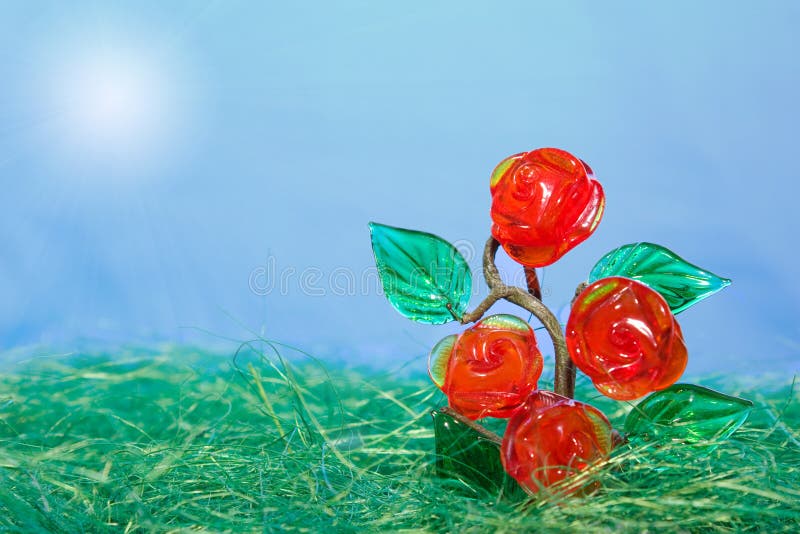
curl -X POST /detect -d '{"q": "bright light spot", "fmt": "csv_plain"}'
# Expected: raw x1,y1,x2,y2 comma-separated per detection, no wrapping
41,37,190,181
64,55,161,148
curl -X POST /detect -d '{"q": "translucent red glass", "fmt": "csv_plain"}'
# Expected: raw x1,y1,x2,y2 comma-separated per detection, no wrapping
566,276,688,401
501,391,613,494
429,315,543,420
490,148,605,267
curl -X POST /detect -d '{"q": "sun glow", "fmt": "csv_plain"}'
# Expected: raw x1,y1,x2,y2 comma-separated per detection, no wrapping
65,55,161,147
44,40,186,179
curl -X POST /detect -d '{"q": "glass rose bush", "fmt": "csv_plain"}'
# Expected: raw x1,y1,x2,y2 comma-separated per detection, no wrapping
369,147,750,498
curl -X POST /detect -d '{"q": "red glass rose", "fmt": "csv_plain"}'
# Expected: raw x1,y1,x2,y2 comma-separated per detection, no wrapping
566,276,688,401
490,148,605,267
428,314,543,420
501,390,613,494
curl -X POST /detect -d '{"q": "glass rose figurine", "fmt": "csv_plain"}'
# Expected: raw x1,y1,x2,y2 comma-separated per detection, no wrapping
490,148,604,267
429,314,543,419
369,147,749,497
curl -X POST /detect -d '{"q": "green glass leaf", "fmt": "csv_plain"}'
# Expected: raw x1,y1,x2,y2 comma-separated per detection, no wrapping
431,409,524,498
625,384,753,444
369,222,472,324
588,242,731,314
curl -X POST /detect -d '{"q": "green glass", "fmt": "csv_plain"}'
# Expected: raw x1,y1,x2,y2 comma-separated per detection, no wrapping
369,222,472,324
588,242,730,314
625,383,753,444
431,409,524,498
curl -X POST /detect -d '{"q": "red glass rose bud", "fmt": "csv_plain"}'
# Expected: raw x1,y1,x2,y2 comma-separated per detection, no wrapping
428,314,543,420
501,390,613,494
490,148,605,267
566,276,688,401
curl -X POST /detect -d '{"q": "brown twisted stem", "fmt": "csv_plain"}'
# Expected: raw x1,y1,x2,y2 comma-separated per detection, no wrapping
461,237,575,398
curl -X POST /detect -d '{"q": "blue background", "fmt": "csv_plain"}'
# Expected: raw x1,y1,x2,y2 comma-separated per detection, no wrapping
1,1,798,375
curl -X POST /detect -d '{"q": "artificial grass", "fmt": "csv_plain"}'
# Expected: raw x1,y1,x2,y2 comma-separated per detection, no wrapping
0,344,797,533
